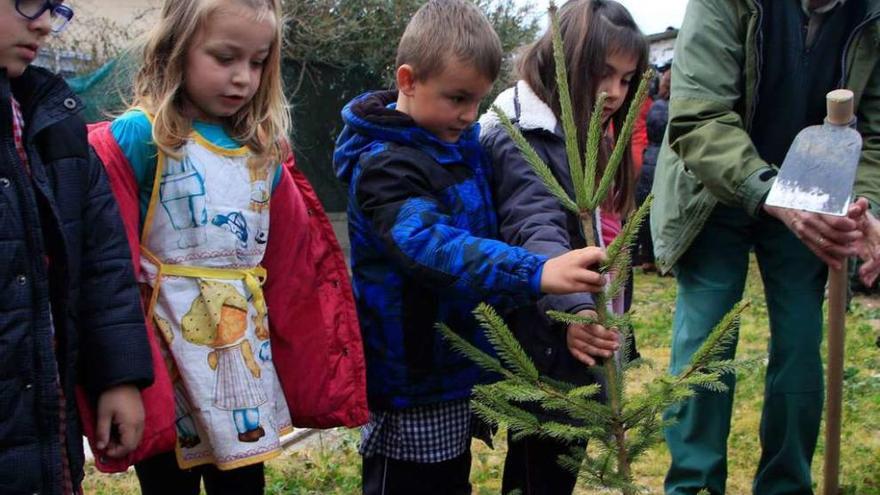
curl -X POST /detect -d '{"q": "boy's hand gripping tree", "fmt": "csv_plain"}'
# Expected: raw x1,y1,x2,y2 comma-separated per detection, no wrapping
439,5,746,494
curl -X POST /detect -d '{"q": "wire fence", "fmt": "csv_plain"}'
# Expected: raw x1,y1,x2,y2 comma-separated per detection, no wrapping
35,0,155,76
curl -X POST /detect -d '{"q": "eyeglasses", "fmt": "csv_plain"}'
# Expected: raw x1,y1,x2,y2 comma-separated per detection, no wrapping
14,0,75,33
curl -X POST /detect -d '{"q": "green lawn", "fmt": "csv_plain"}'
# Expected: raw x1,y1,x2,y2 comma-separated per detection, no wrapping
83,258,880,494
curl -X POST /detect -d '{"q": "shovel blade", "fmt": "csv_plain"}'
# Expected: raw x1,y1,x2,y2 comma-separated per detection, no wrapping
765,124,862,216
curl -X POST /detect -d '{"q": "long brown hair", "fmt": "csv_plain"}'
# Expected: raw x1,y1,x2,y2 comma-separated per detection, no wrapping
517,0,648,215
131,0,289,162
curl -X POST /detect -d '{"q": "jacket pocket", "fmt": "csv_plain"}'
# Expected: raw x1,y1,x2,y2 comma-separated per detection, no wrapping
0,376,37,445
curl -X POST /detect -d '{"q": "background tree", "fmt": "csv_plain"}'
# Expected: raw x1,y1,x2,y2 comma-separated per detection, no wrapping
280,0,540,211
64,0,539,212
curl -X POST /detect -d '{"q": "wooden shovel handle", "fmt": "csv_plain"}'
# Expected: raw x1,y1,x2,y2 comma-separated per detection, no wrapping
824,261,847,495
827,89,854,126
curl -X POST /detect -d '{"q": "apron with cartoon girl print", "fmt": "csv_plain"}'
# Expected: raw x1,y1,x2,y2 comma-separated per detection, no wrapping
139,122,292,470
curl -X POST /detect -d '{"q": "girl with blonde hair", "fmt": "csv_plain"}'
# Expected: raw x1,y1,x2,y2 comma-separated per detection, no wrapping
86,0,367,492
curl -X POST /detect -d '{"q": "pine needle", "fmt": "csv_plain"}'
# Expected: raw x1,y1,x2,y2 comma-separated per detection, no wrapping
436,322,506,375
566,383,602,401
548,3,587,209
603,194,652,273
473,303,540,380
584,92,607,208
685,301,748,373
546,311,599,326
489,380,550,403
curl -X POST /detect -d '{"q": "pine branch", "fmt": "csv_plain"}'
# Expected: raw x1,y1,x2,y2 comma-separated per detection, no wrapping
625,414,663,462
606,314,633,334
491,104,579,213
584,92,607,208
542,395,612,425
620,377,688,429
558,448,586,477
541,376,577,393
701,359,742,376
487,380,550,403
538,421,603,443
472,385,541,431
679,371,728,393
437,323,507,376
612,356,626,417
605,248,633,301
592,70,653,206
473,303,540,380
566,383,602,401
616,325,633,370
546,311,599,326
548,3,587,209
603,194,652,273
578,453,634,493
682,301,748,376
450,304,616,433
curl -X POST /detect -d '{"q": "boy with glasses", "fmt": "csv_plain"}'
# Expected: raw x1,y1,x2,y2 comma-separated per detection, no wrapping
0,1,153,494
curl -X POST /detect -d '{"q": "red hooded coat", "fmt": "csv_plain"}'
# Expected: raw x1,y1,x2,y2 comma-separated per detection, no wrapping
79,122,368,472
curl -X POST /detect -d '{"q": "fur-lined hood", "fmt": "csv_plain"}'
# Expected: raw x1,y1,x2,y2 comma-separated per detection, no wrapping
479,80,562,136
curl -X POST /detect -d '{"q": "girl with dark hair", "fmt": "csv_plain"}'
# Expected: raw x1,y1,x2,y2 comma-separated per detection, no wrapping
479,1,648,493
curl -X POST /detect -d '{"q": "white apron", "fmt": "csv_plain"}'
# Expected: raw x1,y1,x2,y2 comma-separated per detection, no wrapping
140,130,292,470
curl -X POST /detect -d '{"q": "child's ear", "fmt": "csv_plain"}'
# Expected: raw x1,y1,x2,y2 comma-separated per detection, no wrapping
396,65,417,96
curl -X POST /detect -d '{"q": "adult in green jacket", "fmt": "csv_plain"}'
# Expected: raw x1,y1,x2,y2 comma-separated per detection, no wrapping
651,0,880,493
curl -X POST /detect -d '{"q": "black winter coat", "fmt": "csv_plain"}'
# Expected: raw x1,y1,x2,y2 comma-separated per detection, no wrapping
0,67,152,495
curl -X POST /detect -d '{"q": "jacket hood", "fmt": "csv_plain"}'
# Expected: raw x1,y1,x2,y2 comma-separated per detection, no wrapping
479,80,561,136
333,90,482,184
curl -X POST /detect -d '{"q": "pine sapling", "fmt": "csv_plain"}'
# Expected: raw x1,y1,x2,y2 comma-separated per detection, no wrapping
440,4,748,494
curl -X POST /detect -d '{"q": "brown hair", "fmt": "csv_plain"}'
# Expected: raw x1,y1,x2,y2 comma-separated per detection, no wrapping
396,0,503,82
517,0,648,216
131,0,289,162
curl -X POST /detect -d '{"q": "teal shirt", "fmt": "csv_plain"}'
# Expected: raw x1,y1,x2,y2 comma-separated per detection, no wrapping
110,109,282,222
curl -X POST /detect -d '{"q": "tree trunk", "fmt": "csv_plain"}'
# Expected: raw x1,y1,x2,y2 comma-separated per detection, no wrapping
580,209,633,493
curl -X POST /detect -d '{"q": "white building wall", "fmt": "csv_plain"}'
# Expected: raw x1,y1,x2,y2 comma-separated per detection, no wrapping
649,38,675,67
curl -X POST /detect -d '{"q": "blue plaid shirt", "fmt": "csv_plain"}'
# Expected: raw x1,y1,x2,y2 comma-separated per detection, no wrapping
359,400,474,463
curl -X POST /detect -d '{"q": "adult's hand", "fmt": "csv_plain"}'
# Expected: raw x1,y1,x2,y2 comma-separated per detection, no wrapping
851,198,880,286
763,200,865,270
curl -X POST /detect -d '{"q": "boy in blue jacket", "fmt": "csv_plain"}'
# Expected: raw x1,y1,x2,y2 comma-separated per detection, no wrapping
333,1,607,493
0,2,152,493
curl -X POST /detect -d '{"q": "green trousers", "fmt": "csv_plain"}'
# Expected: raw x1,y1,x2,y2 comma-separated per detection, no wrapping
664,205,826,495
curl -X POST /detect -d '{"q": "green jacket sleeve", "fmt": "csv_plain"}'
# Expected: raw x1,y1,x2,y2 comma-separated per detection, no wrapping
855,56,880,210
667,0,774,217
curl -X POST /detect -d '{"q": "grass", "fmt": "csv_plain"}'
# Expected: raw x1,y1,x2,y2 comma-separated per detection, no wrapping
82,257,880,494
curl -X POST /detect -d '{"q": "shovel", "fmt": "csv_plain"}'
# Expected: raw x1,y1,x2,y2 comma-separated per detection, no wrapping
765,89,862,495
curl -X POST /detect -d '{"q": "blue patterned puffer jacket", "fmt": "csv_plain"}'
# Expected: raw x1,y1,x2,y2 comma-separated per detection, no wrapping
334,90,546,410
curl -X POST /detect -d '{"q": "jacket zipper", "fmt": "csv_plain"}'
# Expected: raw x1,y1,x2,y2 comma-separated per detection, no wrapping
748,0,765,133
749,1,879,128
838,11,880,88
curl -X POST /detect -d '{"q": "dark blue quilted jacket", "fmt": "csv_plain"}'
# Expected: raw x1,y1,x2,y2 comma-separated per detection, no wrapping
0,67,152,495
333,90,546,410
